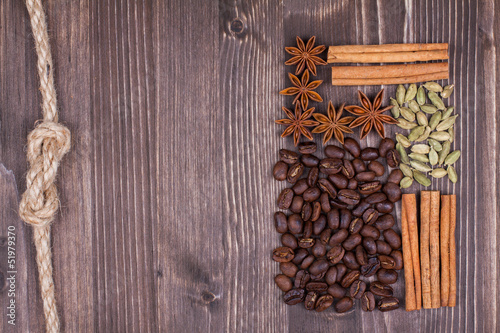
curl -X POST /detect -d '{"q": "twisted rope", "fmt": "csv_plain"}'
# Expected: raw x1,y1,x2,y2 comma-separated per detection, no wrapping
19,0,71,332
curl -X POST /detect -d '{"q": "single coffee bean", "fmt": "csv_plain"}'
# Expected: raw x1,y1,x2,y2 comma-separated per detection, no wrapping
279,149,299,164
337,189,361,205
274,212,288,233
358,181,382,195
343,251,360,270
298,142,317,154
362,237,377,255
355,171,376,182
379,255,396,269
341,270,360,288
287,163,304,184
284,288,305,305
377,269,398,284
315,295,334,312
320,193,331,213
295,270,311,288
368,160,385,176
375,200,394,214
280,262,298,277
328,283,346,298
339,209,352,229
288,214,303,234
303,187,321,202
310,270,326,282
361,291,376,311
355,245,368,266
310,202,322,222
302,154,320,168
376,240,392,255
391,250,404,270
281,233,298,249
349,280,366,299
303,221,313,238
352,158,367,173
311,242,327,258
347,178,358,190
325,145,345,159
299,237,315,248
275,274,293,292
383,229,402,249
317,178,337,198
360,148,379,161
306,167,319,187
336,264,347,283
325,266,338,285
277,188,294,209
301,202,312,221
341,159,356,179
328,173,348,189
335,296,354,313
329,229,349,246
383,182,402,203
365,192,387,204
378,297,399,312
313,215,327,235
343,138,361,157
319,158,343,175
386,149,401,168
360,257,380,277
327,244,345,265
273,161,288,181
272,247,294,262
327,209,340,229
374,214,395,230
363,208,379,225
349,218,363,234
360,225,380,240
306,282,328,293
352,200,370,217
292,179,308,195
304,291,318,310
343,234,362,251
330,199,349,210
301,255,315,269
387,169,404,184
320,228,332,244
292,249,309,265
309,259,329,276
378,138,395,157
370,281,393,297
290,196,304,213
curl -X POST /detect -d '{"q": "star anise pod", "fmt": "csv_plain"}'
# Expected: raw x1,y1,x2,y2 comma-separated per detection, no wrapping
279,69,323,111
275,103,319,146
285,36,327,76
312,102,355,144
345,89,398,140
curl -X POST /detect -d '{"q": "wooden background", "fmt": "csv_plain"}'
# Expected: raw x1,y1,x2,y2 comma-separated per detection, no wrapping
0,0,498,332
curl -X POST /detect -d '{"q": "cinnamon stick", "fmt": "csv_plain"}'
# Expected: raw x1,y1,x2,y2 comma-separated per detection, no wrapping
429,191,441,308
440,195,451,306
448,195,457,306
331,71,449,86
420,191,432,309
328,49,449,63
404,194,421,310
328,43,448,54
401,194,416,311
331,62,448,79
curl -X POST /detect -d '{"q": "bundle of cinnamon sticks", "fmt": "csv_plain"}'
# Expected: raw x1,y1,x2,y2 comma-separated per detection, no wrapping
401,192,457,311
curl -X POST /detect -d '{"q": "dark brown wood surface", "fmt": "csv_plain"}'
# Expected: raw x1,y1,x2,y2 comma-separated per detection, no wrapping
0,0,498,332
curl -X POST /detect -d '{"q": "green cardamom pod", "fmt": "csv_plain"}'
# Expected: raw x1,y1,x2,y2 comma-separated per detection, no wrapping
400,107,416,122
423,81,443,92
416,111,428,126
411,144,431,154
447,166,458,183
397,118,418,130
410,160,432,172
428,111,442,131
396,143,410,164
413,170,431,187
417,86,426,105
438,141,451,165
444,150,461,165
429,131,451,141
415,126,431,142
408,100,420,113
399,163,413,178
396,133,412,148
390,98,400,118
400,177,414,189
409,153,430,163
405,83,417,102
420,104,438,114
442,106,454,120
430,168,448,178
427,138,443,152
436,115,459,131
428,91,445,110
429,147,438,166
441,84,454,98
396,84,406,105
408,126,425,141
448,126,454,143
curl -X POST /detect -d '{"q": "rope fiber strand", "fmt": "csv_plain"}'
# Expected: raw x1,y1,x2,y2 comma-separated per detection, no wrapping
19,0,71,332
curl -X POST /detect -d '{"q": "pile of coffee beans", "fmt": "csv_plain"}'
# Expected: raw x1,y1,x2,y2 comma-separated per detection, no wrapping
272,138,403,313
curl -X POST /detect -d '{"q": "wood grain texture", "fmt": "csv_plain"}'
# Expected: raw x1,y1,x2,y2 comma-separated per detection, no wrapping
0,0,498,331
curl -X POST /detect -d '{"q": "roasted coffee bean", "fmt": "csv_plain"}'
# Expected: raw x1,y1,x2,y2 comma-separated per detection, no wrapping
336,264,347,282
295,270,311,288
374,214,395,230
328,283,346,298
292,179,308,195
349,218,363,234
312,242,327,258
368,160,385,176
379,255,396,269
343,138,361,157
325,266,338,285
363,208,379,225
284,288,305,305
319,158,343,175
292,249,309,265
387,169,404,184
391,251,403,270
341,159,355,179
378,297,399,312
309,259,329,276
335,296,354,313
375,200,394,214
301,255,315,269
307,167,319,187
343,251,360,270
341,270,360,288
281,233,298,249
386,149,401,168
377,269,398,284
365,192,387,204
287,163,304,184
343,234,362,251
329,229,349,246
352,200,370,217
370,281,393,297
339,209,352,229
327,209,340,229
304,220,314,237
383,229,402,249
320,228,332,244
361,291,376,311
311,270,326,281
355,245,368,266
327,244,345,265
362,237,377,255
358,181,382,195
288,214,303,234
306,282,328,293
303,187,321,202
280,262,298,277
273,161,288,181
317,178,337,198
279,149,299,164
349,280,366,299
337,189,361,205
313,215,327,235
347,178,358,190
383,182,402,203
290,196,304,213
275,274,293,292
355,171,376,182
360,148,379,161
320,193,331,213
302,154,320,168
352,158,367,173
298,142,317,154
361,257,380,277
299,237,315,248
330,199,349,209
376,240,392,255
328,173,348,189
311,202,322,222
301,203,312,221
325,145,345,159
277,188,294,209
274,212,288,233
315,295,334,312
360,225,380,240
273,247,294,262
379,138,395,157
304,291,318,310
